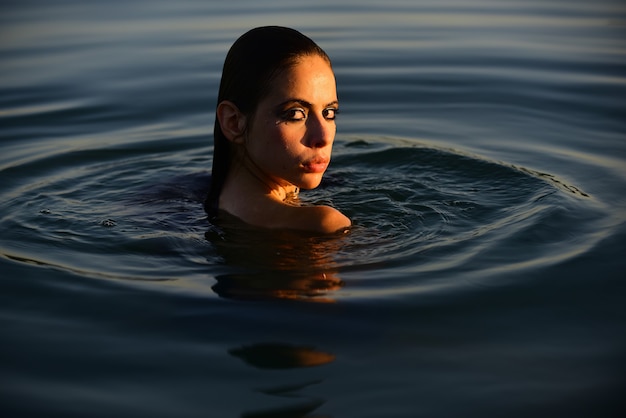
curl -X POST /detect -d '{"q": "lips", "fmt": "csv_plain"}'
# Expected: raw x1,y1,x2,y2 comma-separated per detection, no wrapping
302,157,329,173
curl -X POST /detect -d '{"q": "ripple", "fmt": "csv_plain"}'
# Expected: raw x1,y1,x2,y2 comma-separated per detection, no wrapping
0,131,607,302
318,138,605,297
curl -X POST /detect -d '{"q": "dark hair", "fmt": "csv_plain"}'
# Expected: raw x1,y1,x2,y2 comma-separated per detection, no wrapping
204,26,332,217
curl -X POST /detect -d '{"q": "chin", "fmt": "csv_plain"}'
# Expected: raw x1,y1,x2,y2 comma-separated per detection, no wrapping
297,176,323,190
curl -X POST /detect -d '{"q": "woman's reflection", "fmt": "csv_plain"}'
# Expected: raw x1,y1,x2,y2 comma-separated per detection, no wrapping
206,216,346,302
229,342,335,418
230,342,335,369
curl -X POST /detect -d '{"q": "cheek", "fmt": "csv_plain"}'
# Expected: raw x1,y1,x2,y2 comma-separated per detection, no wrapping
249,125,294,168
270,125,302,154
250,116,304,158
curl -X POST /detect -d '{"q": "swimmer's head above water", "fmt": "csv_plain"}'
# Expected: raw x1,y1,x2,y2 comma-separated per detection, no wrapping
205,26,351,233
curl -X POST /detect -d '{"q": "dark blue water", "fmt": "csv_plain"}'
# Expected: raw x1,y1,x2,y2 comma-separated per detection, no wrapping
1,0,625,417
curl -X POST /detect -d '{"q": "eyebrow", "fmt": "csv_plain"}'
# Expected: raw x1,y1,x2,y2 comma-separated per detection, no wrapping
276,99,339,109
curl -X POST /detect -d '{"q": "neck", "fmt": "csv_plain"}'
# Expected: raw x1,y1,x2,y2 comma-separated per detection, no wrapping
232,151,299,202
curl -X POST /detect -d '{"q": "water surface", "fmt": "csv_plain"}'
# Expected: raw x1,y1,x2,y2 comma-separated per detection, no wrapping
1,0,625,417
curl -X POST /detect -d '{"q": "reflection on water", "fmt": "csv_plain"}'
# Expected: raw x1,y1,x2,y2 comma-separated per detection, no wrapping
242,394,326,418
212,219,345,414
207,214,346,302
230,343,334,417
212,272,343,303
230,343,336,369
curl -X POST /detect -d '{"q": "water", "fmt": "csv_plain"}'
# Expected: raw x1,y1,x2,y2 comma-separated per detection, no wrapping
1,0,625,416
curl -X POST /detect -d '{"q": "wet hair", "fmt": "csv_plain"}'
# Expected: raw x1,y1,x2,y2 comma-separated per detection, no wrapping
204,26,332,218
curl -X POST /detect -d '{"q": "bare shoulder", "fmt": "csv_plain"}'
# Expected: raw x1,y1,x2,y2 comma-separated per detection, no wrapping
300,206,352,233
221,190,350,233
290,204,351,234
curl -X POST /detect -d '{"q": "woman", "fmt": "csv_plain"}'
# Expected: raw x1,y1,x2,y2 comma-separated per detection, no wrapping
205,26,351,234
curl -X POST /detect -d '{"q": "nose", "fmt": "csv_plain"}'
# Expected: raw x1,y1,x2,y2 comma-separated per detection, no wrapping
305,112,335,148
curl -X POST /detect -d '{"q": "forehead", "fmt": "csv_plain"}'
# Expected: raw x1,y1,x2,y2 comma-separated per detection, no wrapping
265,55,337,103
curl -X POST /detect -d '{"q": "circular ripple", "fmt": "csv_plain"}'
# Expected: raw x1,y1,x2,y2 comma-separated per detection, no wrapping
0,136,604,301
312,138,604,297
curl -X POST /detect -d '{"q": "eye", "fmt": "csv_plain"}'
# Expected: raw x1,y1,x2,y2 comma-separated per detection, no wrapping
279,108,307,122
323,107,339,120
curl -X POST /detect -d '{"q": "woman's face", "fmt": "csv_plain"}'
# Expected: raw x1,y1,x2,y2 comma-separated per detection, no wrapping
244,54,338,190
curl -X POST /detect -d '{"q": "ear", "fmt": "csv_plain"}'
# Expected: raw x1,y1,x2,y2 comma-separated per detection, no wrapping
216,101,247,144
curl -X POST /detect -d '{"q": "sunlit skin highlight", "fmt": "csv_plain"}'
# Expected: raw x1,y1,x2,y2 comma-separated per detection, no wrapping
216,54,351,233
